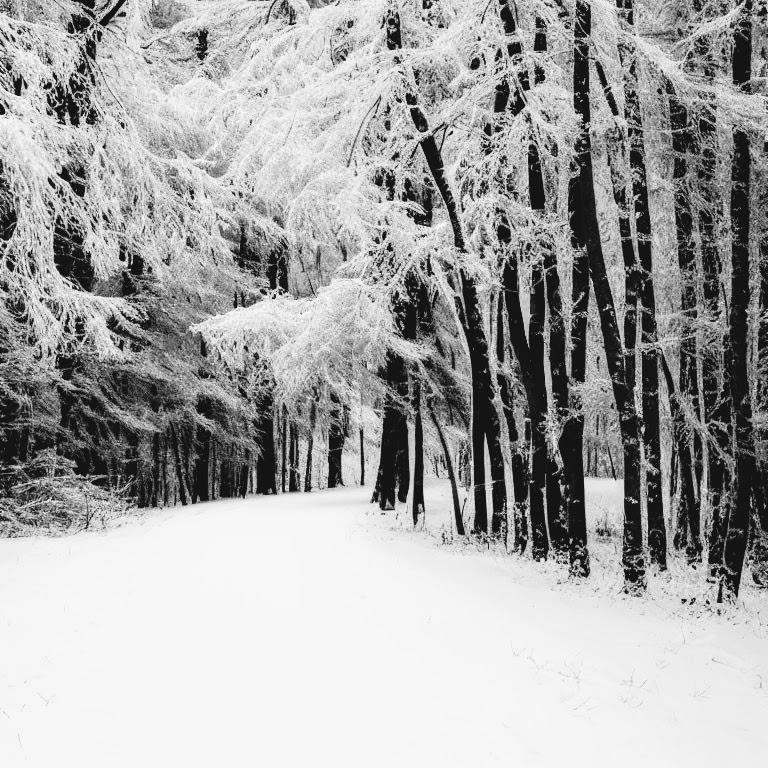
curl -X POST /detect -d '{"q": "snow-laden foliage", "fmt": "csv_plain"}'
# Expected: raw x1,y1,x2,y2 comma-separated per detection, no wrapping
195,278,422,410
0,1,242,358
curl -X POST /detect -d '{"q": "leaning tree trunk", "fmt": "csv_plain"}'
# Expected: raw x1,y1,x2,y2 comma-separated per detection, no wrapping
574,0,644,589
385,7,507,536
428,401,465,537
721,2,754,600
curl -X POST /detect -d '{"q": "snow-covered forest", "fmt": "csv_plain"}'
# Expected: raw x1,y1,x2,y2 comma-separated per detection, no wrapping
2,0,768,764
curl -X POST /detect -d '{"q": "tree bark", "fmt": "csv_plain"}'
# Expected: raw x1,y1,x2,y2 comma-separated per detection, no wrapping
497,295,529,552
660,353,701,563
289,422,300,492
721,2,754,600
428,402,464,536
328,392,345,489
304,394,316,492
256,393,277,495
170,424,188,506
666,79,703,562
616,0,667,569
574,0,643,588
412,384,425,526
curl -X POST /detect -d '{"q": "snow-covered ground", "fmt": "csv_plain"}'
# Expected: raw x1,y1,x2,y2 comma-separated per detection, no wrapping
1,479,767,767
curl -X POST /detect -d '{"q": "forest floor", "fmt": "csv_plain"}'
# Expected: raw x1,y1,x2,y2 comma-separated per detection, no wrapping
1,479,767,767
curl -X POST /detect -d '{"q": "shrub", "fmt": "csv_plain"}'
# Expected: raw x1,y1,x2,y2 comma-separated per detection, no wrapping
0,450,131,537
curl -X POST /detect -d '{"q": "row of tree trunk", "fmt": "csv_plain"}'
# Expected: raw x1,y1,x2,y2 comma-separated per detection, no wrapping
366,0,766,599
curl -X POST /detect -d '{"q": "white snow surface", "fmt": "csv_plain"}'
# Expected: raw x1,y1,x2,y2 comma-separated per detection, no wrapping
1,479,768,767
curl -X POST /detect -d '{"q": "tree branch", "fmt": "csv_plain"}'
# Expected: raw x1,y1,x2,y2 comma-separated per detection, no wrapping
99,0,128,27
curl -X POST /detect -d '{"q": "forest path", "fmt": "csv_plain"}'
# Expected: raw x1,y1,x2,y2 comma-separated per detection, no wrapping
1,483,767,767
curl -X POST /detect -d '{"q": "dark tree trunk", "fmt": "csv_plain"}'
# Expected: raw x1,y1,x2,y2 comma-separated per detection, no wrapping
281,405,288,493
239,450,251,499
328,392,345,489
256,393,277,495
594,58,639,399
660,353,702,563
721,3,754,600
395,402,410,503
359,426,365,485
560,5,597,577
375,360,406,509
755,130,768,584
615,0,666,569
220,451,233,499
691,4,731,581
501,250,548,558
170,424,188,506
412,385,425,526
289,423,300,492
304,395,316,492
194,397,212,503
575,0,644,589
151,432,161,508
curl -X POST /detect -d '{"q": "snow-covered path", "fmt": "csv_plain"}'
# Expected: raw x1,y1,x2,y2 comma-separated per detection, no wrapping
1,484,767,767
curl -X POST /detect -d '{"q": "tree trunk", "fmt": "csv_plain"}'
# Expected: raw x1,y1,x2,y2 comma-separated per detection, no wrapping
755,127,768,584
194,397,211,503
412,385,425,526
281,404,288,493
497,295,528,552
289,422,300,492
360,426,365,485
721,3,754,600
615,0,666,568
170,424,188,506
574,0,644,589
239,450,251,499
304,395,316,492
328,392,345,489
660,353,701,563
428,402,464,537
692,4,731,581
667,79,704,562
256,394,277,495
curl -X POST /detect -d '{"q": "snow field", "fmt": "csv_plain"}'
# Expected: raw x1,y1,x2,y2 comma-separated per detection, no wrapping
0,480,767,767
